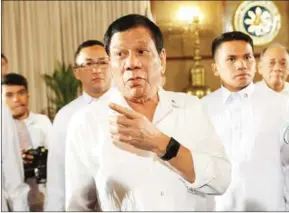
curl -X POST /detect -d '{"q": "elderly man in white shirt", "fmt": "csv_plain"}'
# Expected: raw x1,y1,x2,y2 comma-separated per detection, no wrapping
202,31,289,211
1,104,30,211
256,43,289,97
65,14,231,211
45,40,112,211
2,73,52,211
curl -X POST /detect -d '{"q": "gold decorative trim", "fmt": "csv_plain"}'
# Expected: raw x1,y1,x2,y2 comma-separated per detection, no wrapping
234,1,281,46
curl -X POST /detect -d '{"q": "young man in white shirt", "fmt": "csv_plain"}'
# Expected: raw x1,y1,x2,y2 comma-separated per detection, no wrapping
45,40,112,211
202,31,289,211
2,73,52,211
65,14,231,211
256,43,289,97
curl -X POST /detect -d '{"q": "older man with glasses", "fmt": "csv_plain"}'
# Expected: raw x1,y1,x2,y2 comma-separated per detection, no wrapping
45,40,112,211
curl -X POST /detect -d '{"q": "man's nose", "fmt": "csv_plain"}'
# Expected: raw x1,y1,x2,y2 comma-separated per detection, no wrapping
273,62,282,72
12,94,20,102
236,59,247,70
125,52,141,70
91,67,102,74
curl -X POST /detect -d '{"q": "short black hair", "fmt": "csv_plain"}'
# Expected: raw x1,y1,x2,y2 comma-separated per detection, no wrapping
74,40,104,64
104,14,164,55
211,31,254,59
1,73,28,90
1,53,8,63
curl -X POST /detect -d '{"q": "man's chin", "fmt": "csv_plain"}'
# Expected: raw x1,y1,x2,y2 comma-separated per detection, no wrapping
12,112,26,119
125,87,147,99
268,77,283,85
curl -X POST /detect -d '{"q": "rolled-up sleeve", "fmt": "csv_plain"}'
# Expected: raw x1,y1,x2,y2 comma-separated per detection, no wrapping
1,105,30,211
65,112,98,211
180,98,231,195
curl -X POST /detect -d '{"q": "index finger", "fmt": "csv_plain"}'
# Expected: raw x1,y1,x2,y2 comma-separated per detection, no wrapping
109,102,141,119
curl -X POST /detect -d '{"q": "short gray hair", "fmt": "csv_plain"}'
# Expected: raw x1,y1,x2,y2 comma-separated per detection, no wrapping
260,42,289,61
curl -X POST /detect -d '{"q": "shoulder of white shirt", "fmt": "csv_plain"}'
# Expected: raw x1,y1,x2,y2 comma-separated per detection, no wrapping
68,87,204,124
28,112,51,125
53,95,85,122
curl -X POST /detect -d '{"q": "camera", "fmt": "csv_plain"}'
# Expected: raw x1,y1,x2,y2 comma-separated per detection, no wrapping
23,146,48,184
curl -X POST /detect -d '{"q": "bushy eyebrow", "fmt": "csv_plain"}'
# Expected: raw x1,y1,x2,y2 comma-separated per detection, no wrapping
226,53,252,57
111,41,150,50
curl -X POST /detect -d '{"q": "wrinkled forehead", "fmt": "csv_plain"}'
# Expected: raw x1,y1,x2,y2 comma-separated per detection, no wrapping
263,47,289,61
110,26,155,50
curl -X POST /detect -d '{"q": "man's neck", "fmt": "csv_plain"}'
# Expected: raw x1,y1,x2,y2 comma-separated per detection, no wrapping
83,88,108,99
126,94,159,121
15,110,29,120
267,81,284,92
222,83,251,92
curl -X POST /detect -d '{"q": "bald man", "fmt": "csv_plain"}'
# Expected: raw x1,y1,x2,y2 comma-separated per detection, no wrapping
257,43,289,96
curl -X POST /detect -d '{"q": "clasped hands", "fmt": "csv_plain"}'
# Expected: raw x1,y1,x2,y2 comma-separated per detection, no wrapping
109,103,169,157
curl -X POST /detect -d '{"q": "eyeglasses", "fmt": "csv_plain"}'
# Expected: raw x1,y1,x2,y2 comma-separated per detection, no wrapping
73,59,109,71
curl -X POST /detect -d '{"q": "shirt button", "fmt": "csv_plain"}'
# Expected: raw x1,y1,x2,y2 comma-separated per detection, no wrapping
160,191,164,196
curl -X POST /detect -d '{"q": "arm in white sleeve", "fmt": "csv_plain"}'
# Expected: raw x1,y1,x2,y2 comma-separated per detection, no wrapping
281,111,289,210
65,113,98,211
178,98,231,195
1,105,30,211
44,113,66,211
42,115,52,148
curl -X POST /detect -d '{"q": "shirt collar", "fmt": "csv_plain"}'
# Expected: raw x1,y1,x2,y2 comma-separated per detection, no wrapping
107,87,176,123
82,91,98,104
23,111,34,125
221,83,255,104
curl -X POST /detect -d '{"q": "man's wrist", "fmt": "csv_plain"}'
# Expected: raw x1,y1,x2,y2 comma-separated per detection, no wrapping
153,133,170,157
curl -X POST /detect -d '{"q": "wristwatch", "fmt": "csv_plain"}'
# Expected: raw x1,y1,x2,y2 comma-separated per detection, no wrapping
160,137,180,161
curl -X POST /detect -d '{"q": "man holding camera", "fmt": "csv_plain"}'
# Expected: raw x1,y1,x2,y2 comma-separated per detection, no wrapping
2,73,52,211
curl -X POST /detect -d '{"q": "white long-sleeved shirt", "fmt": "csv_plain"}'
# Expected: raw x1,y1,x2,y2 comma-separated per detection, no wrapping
45,92,100,211
23,112,52,149
202,83,289,211
256,80,289,97
65,87,231,211
1,104,30,211
282,118,289,211
21,112,52,209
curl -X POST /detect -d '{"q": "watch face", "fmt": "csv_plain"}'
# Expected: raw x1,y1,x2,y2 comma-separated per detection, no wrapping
234,1,281,46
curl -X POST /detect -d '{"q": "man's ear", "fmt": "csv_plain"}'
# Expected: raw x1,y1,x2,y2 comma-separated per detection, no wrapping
159,48,167,75
211,63,219,76
73,68,81,80
257,60,263,76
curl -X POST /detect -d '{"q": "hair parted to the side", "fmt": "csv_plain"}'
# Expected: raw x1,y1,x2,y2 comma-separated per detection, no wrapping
103,14,164,55
74,40,104,64
211,31,254,59
1,73,28,90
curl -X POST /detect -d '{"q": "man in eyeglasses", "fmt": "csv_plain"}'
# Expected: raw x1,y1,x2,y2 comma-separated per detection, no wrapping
45,40,112,211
